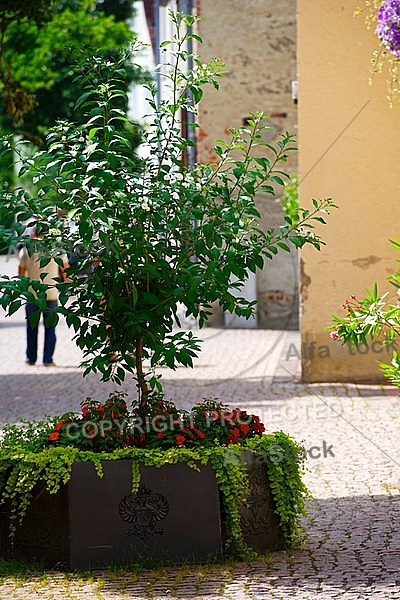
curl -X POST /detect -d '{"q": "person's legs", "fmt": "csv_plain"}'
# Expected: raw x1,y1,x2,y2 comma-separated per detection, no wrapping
25,303,39,364
43,300,57,365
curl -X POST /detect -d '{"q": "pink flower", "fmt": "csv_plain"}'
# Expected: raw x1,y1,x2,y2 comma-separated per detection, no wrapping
330,331,340,340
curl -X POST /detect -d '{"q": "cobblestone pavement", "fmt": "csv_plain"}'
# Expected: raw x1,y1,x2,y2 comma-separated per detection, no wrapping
0,256,400,598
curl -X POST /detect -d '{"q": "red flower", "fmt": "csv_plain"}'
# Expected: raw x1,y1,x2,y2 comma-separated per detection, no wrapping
157,432,166,439
85,425,95,438
193,428,206,439
55,422,64,431
226,436,236,445
252,421,265,434
210,410,220,421
175,435,186,445
49,431,59,441
223,412,235,426
226,428,240,445
239,423,250,437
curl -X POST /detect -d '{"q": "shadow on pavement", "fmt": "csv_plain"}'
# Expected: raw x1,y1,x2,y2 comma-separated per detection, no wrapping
0,369,353,424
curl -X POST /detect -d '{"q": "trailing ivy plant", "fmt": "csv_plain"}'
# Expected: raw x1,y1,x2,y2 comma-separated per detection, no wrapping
0,11,335,397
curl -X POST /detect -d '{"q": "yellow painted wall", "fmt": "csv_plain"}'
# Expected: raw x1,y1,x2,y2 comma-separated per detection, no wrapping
298,1,400,382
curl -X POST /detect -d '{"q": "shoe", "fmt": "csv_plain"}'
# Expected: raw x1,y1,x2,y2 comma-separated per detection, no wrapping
43,362,56,367
25,360,35,366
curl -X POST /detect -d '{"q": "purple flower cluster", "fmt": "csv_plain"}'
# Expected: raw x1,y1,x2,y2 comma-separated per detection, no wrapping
377,0,400,58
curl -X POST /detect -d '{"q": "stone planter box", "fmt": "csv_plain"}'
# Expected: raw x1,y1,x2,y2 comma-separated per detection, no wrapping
0,454,284,568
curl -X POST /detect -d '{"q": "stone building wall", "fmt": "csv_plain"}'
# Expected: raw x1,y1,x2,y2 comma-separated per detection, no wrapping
196,0,299,329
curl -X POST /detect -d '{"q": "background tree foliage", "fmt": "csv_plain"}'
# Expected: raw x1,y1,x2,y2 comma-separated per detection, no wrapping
0,0,52,27
0,0,141,145
0,0,143,252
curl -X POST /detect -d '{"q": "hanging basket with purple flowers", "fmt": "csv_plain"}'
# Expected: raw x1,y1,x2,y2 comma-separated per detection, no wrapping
356,0,400,105
376,0,400,58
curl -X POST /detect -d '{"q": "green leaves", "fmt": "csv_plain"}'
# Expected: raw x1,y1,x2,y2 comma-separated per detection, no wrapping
75,91,93,111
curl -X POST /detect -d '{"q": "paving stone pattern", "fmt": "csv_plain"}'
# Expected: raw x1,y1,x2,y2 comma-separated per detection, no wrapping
0,258,400,598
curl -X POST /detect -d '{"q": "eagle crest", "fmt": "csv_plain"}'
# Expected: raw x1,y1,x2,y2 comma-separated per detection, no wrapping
119,484,169,541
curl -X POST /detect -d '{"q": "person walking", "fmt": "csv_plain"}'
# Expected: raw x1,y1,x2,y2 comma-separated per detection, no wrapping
18,230,68,366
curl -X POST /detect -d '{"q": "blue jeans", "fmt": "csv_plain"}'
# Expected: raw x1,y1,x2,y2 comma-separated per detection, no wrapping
25,301,57,364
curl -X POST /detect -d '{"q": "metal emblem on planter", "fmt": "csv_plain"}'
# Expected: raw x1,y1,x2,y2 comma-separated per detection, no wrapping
119,484,169,541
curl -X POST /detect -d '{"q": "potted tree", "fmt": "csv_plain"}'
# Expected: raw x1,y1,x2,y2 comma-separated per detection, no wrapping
0,12,335,568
